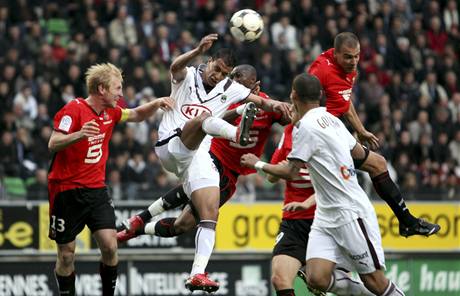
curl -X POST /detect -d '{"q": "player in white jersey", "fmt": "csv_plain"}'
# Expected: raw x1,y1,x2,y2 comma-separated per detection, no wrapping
156,34,290,293
241,74,405,296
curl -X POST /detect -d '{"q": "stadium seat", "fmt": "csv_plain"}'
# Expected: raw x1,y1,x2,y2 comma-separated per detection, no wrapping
3,177,27,199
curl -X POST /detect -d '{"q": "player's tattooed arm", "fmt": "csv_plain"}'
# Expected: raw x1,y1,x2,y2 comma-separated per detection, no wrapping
48,120,100,152
240,153,302,180
125,97,174,122
170,34,218,83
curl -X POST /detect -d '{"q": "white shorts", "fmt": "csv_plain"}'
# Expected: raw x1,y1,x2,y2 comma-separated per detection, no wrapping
306,214,386,274
182,145,220,197
155,132,219,197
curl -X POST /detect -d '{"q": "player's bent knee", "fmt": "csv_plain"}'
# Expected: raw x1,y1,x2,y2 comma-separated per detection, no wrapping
360,270,389,293
174,219,195,234
306,271,330,290
365,152,388,175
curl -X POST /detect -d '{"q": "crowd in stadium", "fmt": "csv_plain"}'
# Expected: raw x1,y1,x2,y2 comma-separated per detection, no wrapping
0,0,459,201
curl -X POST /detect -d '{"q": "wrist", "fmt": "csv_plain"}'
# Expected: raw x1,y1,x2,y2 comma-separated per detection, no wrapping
255,161,267,176
235,104,246,115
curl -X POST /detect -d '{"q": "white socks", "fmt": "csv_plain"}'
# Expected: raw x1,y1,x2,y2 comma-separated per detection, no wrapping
147,198,165,217
202,117,237,141
144,221,156,235
190,226,216,275
327,270,374,296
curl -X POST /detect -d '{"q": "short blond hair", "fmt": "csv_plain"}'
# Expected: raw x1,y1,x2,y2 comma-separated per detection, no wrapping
85,63,123,95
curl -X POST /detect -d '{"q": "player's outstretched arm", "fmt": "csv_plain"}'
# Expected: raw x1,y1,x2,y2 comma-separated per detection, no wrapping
125,97,174,122
240,153,301,180
344,103,379,149
246,93,291,119
170,33,218,83
48,120,100,152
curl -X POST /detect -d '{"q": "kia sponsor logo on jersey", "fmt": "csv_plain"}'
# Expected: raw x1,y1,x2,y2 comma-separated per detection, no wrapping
181,104,212,119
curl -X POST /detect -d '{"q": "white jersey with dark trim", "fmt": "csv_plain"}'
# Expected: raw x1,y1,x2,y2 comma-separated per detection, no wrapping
158,65,251,139
288,107,374,227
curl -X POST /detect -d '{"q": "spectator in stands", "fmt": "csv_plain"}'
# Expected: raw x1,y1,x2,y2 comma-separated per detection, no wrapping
27,168,48,200
1,0,460,200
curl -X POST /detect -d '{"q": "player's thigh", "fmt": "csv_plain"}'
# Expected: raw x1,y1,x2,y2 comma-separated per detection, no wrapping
273,219,312,264
190,186,220,221
332,215,386,274
85,187,116,233
48,187,90,244
180,113,208,150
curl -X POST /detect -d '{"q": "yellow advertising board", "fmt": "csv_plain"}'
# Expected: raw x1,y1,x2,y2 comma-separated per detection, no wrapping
376,202,460,251
216,203,282,251
215,202,460,252
38,203,91,251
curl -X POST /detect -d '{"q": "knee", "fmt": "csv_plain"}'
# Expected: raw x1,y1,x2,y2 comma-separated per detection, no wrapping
58,249,76,267
361,271,389,294
367,152,388,175
200,206,220,221
174,219,194,234
306,272,330,290
271,272,290,289
99,240,118,261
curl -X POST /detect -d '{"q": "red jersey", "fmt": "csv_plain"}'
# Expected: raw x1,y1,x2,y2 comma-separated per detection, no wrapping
271,124,315,220
210,91,282,175
48,98,126,191
308,48,357,117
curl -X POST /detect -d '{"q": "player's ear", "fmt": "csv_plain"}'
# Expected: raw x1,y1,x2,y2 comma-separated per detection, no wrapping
98,84,105,95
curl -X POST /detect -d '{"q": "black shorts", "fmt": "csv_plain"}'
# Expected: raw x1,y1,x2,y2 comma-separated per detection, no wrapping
272,219,314,264
48,187,116,244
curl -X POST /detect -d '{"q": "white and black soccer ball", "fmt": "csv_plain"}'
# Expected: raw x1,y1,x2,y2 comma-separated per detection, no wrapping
229,9,264,42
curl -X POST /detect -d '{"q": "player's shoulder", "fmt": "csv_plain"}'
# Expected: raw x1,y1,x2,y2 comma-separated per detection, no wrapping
59,98,84,113
310,48,335,70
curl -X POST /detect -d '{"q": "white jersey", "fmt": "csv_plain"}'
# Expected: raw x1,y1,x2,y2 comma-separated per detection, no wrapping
288,107,374,227
158,65,251,139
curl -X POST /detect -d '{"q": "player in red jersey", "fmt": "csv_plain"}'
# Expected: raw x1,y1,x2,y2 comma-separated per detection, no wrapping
309,32,439,237
268,123,316,296
116,64,288,241
48,63,173,296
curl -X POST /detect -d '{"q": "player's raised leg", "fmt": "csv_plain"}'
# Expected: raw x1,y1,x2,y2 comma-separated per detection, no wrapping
352,144,440,237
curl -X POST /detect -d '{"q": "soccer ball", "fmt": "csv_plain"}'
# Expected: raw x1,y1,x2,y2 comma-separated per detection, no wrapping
229,9,264,42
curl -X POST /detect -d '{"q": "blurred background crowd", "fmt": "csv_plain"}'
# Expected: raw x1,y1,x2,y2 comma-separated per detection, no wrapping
1,0,460,202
